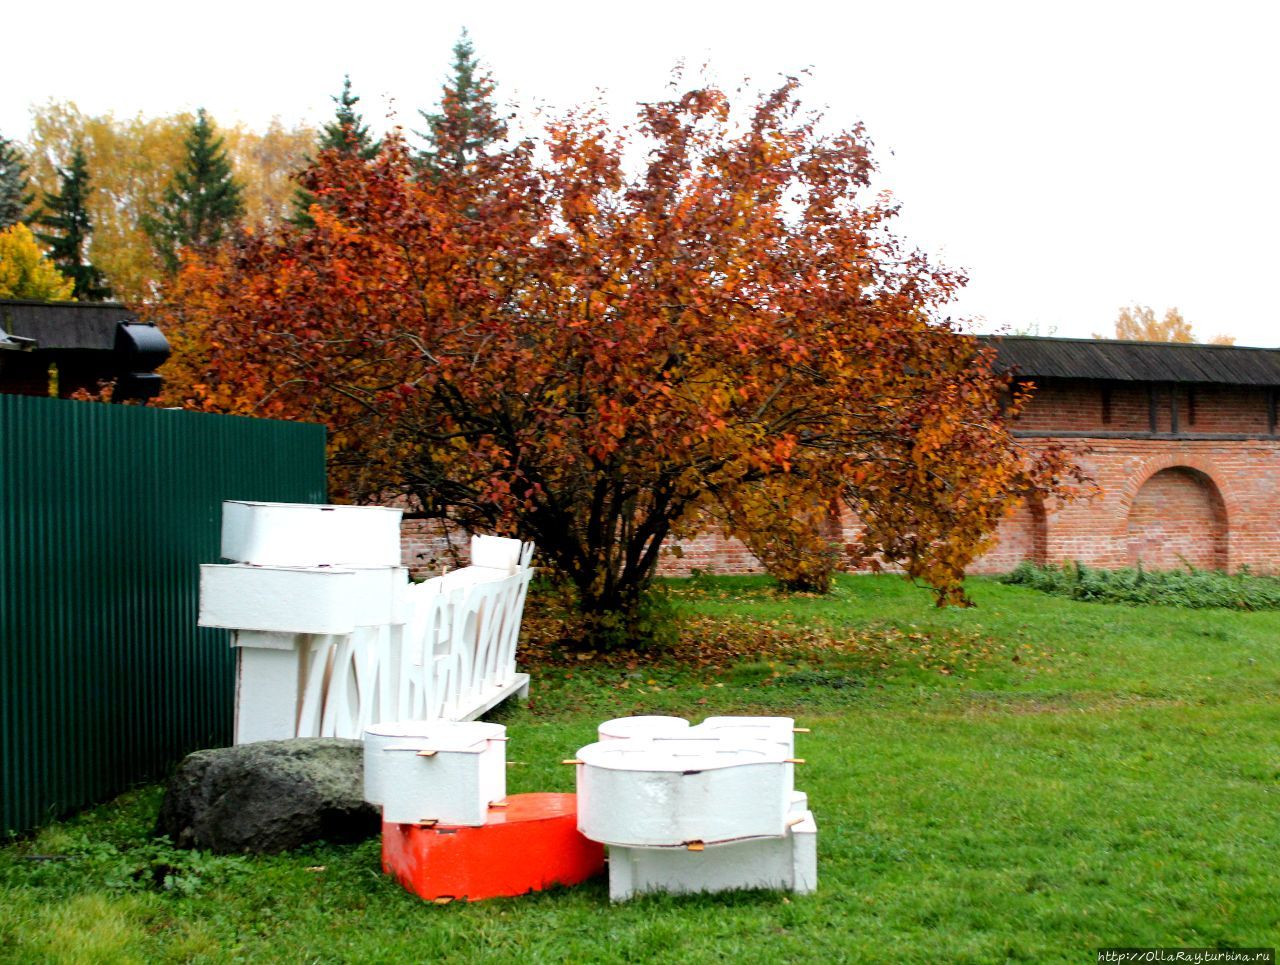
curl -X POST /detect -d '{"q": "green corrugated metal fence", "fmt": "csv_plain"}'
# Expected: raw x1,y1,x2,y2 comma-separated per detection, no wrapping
0,395,326,835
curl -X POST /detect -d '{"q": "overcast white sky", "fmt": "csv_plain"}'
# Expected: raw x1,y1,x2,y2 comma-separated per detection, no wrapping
6,0,1279,345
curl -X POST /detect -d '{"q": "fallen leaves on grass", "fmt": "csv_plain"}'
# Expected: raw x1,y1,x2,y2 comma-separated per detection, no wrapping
519,610,1053,678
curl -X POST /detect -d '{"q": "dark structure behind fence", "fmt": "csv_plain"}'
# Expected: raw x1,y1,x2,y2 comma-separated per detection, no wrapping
0,394,326,835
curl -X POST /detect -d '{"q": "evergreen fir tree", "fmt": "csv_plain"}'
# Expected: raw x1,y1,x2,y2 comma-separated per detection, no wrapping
319,75,380,158
146,108,244,272
35,145,112,300
290,75,381,228
416,30,508,179
0,134,35,229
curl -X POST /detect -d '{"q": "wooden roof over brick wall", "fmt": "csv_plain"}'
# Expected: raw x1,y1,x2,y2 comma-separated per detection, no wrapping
0,299,137,351
977,335,1280,387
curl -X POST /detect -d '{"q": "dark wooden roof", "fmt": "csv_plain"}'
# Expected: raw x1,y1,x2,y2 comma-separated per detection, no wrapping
978,335,1280,387
0,299,136,351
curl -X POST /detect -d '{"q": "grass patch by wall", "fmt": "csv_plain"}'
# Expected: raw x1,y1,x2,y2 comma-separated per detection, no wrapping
2,575,1277,962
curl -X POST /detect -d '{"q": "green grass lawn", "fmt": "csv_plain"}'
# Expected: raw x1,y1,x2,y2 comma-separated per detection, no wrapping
3,575,1278,963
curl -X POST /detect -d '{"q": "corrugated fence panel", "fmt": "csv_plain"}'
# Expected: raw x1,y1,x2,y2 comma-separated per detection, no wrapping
0,395,326,835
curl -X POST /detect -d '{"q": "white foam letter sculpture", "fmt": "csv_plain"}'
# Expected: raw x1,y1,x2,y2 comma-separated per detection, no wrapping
198,500,534,743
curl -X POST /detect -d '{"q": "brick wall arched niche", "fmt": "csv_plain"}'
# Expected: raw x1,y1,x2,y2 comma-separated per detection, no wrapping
973,495,1047,571
1124,466,1228,571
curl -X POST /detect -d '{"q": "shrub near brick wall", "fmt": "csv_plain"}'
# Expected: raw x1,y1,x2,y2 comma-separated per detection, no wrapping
399,379,1280,580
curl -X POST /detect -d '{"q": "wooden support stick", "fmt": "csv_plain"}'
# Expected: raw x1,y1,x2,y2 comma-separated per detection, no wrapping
685,841,706,852
561,759,584,765
416,749,438,758
785,758,806,765
415,819,438,828
489,800,508,809
793,727,811,733
432,896,454,905
787,816,807,828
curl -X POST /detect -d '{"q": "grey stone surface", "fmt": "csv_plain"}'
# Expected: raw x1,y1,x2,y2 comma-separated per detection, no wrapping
156,738,380,854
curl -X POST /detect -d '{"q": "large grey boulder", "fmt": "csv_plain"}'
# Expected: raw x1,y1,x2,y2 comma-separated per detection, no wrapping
156,738,380,854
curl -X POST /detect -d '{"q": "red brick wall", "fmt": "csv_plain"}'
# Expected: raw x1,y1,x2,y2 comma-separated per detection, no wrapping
657,532,764,577
974,498,1047,572
970,376,1280,574
400,517,471,580
967,436,1280,574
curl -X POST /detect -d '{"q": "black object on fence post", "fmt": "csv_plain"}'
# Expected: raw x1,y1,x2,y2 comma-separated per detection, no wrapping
112,322,170,403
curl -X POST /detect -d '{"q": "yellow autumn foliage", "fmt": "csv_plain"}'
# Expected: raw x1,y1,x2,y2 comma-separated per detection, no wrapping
25,102,315,305
0,222,75,300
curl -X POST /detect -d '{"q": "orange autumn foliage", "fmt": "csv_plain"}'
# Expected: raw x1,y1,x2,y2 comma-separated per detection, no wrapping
156,80,1080,643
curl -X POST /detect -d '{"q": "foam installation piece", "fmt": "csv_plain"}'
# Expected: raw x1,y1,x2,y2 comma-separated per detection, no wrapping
200,500,410,744
596,715,796,754
380,793,605,902
199,564,408,642
576,737,794,846
596,715,691,741
575,715,817,900
364,721,507,826
607,791,817,902
220,499,403,567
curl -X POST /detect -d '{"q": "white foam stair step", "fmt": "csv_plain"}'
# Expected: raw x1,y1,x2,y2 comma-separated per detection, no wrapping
606,808,818,901
199,564,360,634
220,500,403,567
596,715,799,755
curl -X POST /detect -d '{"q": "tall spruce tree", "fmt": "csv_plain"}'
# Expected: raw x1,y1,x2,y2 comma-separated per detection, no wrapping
0,134,35,229
320,75,380,158
35,144,111,300
147,109,244,272
416,30,507,179
290,75,381,228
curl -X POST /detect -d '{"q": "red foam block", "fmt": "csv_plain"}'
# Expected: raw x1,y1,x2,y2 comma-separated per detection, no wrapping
381,792,604,901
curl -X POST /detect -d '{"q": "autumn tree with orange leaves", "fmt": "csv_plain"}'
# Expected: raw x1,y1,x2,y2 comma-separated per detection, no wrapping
157,80,1078,646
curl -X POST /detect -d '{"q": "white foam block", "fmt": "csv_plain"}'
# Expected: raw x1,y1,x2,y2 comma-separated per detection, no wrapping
220,500,403,567
597,716,691,741
693,716,796,756
235,646,304,743
199,564,357,634
346,567,409,626
596,715,797,755
576,737,793,847
363,721,507,825
607,807,818,901
469,534,524,573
